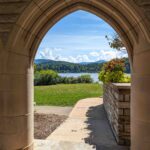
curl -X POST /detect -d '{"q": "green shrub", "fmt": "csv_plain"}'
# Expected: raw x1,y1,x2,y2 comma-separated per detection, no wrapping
77,75,93,83
120,74,131,83
58,75,93,84
59,77,78,84
34,70,59,85
99,58,131,83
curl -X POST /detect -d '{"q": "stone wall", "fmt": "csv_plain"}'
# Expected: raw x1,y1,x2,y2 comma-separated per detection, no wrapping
103,83,131,146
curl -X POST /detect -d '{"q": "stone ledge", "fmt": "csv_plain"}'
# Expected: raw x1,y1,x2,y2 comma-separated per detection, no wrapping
111,83,131,89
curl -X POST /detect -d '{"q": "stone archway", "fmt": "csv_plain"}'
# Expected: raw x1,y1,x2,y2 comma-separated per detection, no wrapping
0,0,150,150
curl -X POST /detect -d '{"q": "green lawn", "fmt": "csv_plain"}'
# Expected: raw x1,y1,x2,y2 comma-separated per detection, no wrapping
34,83,103,106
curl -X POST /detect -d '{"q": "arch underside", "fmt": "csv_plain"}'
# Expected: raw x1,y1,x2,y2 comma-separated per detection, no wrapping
0,1,150,150
5,0,148,66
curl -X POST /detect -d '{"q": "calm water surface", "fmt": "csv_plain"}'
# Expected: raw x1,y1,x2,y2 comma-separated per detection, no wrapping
59,73,99,82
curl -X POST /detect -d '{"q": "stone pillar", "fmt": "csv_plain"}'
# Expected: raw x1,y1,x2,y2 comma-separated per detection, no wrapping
131,41,150,150
0,51,34,150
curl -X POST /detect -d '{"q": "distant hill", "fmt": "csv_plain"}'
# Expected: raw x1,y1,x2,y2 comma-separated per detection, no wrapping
95,60,106,64
34,59,106,65
34,59,105,73
34,59,52,64
34,58,130,73
79,60,106,65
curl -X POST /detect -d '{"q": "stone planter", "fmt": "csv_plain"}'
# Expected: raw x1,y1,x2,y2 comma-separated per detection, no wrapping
103,83,131,146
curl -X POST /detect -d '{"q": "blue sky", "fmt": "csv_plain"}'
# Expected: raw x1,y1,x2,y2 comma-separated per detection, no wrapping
35,10,127,62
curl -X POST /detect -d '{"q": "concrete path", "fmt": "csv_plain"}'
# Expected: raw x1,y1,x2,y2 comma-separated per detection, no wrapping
35,98,129,150
34,106,73,116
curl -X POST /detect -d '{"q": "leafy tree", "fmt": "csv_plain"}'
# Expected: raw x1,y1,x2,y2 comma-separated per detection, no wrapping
105,33,131,73
105,33,125,51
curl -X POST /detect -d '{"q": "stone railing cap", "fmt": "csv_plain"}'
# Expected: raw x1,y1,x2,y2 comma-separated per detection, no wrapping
112,83,131,89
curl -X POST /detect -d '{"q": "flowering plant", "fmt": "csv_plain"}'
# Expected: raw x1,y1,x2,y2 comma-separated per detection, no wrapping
99,58,131,83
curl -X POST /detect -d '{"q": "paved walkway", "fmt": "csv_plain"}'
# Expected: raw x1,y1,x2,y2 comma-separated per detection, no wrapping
34,106,73,116
35,98,129,150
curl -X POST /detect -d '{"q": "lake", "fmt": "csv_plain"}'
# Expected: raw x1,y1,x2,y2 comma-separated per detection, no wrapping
59,73,99,82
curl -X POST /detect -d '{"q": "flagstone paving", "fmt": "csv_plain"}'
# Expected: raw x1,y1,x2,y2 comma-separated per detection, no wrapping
35,98,129,150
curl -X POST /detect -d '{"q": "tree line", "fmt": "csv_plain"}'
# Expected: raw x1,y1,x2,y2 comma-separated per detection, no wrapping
34,58,130,73
34,70,93,86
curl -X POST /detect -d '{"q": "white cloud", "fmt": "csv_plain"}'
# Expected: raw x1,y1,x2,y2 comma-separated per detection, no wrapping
36,48,92,63
89,49,128,61
35,48,128,63
90,52,100,57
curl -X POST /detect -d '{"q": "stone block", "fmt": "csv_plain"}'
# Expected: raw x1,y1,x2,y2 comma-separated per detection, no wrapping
124,109,130,116
119,94,124,101
118,102,130,109
125,124,130,133
125,94,130,102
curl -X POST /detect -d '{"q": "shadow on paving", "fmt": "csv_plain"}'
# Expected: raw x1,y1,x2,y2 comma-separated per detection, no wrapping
84,104,130,150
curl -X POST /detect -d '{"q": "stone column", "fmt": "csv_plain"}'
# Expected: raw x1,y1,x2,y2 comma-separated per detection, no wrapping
0,51,34,150
131,40,150,150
